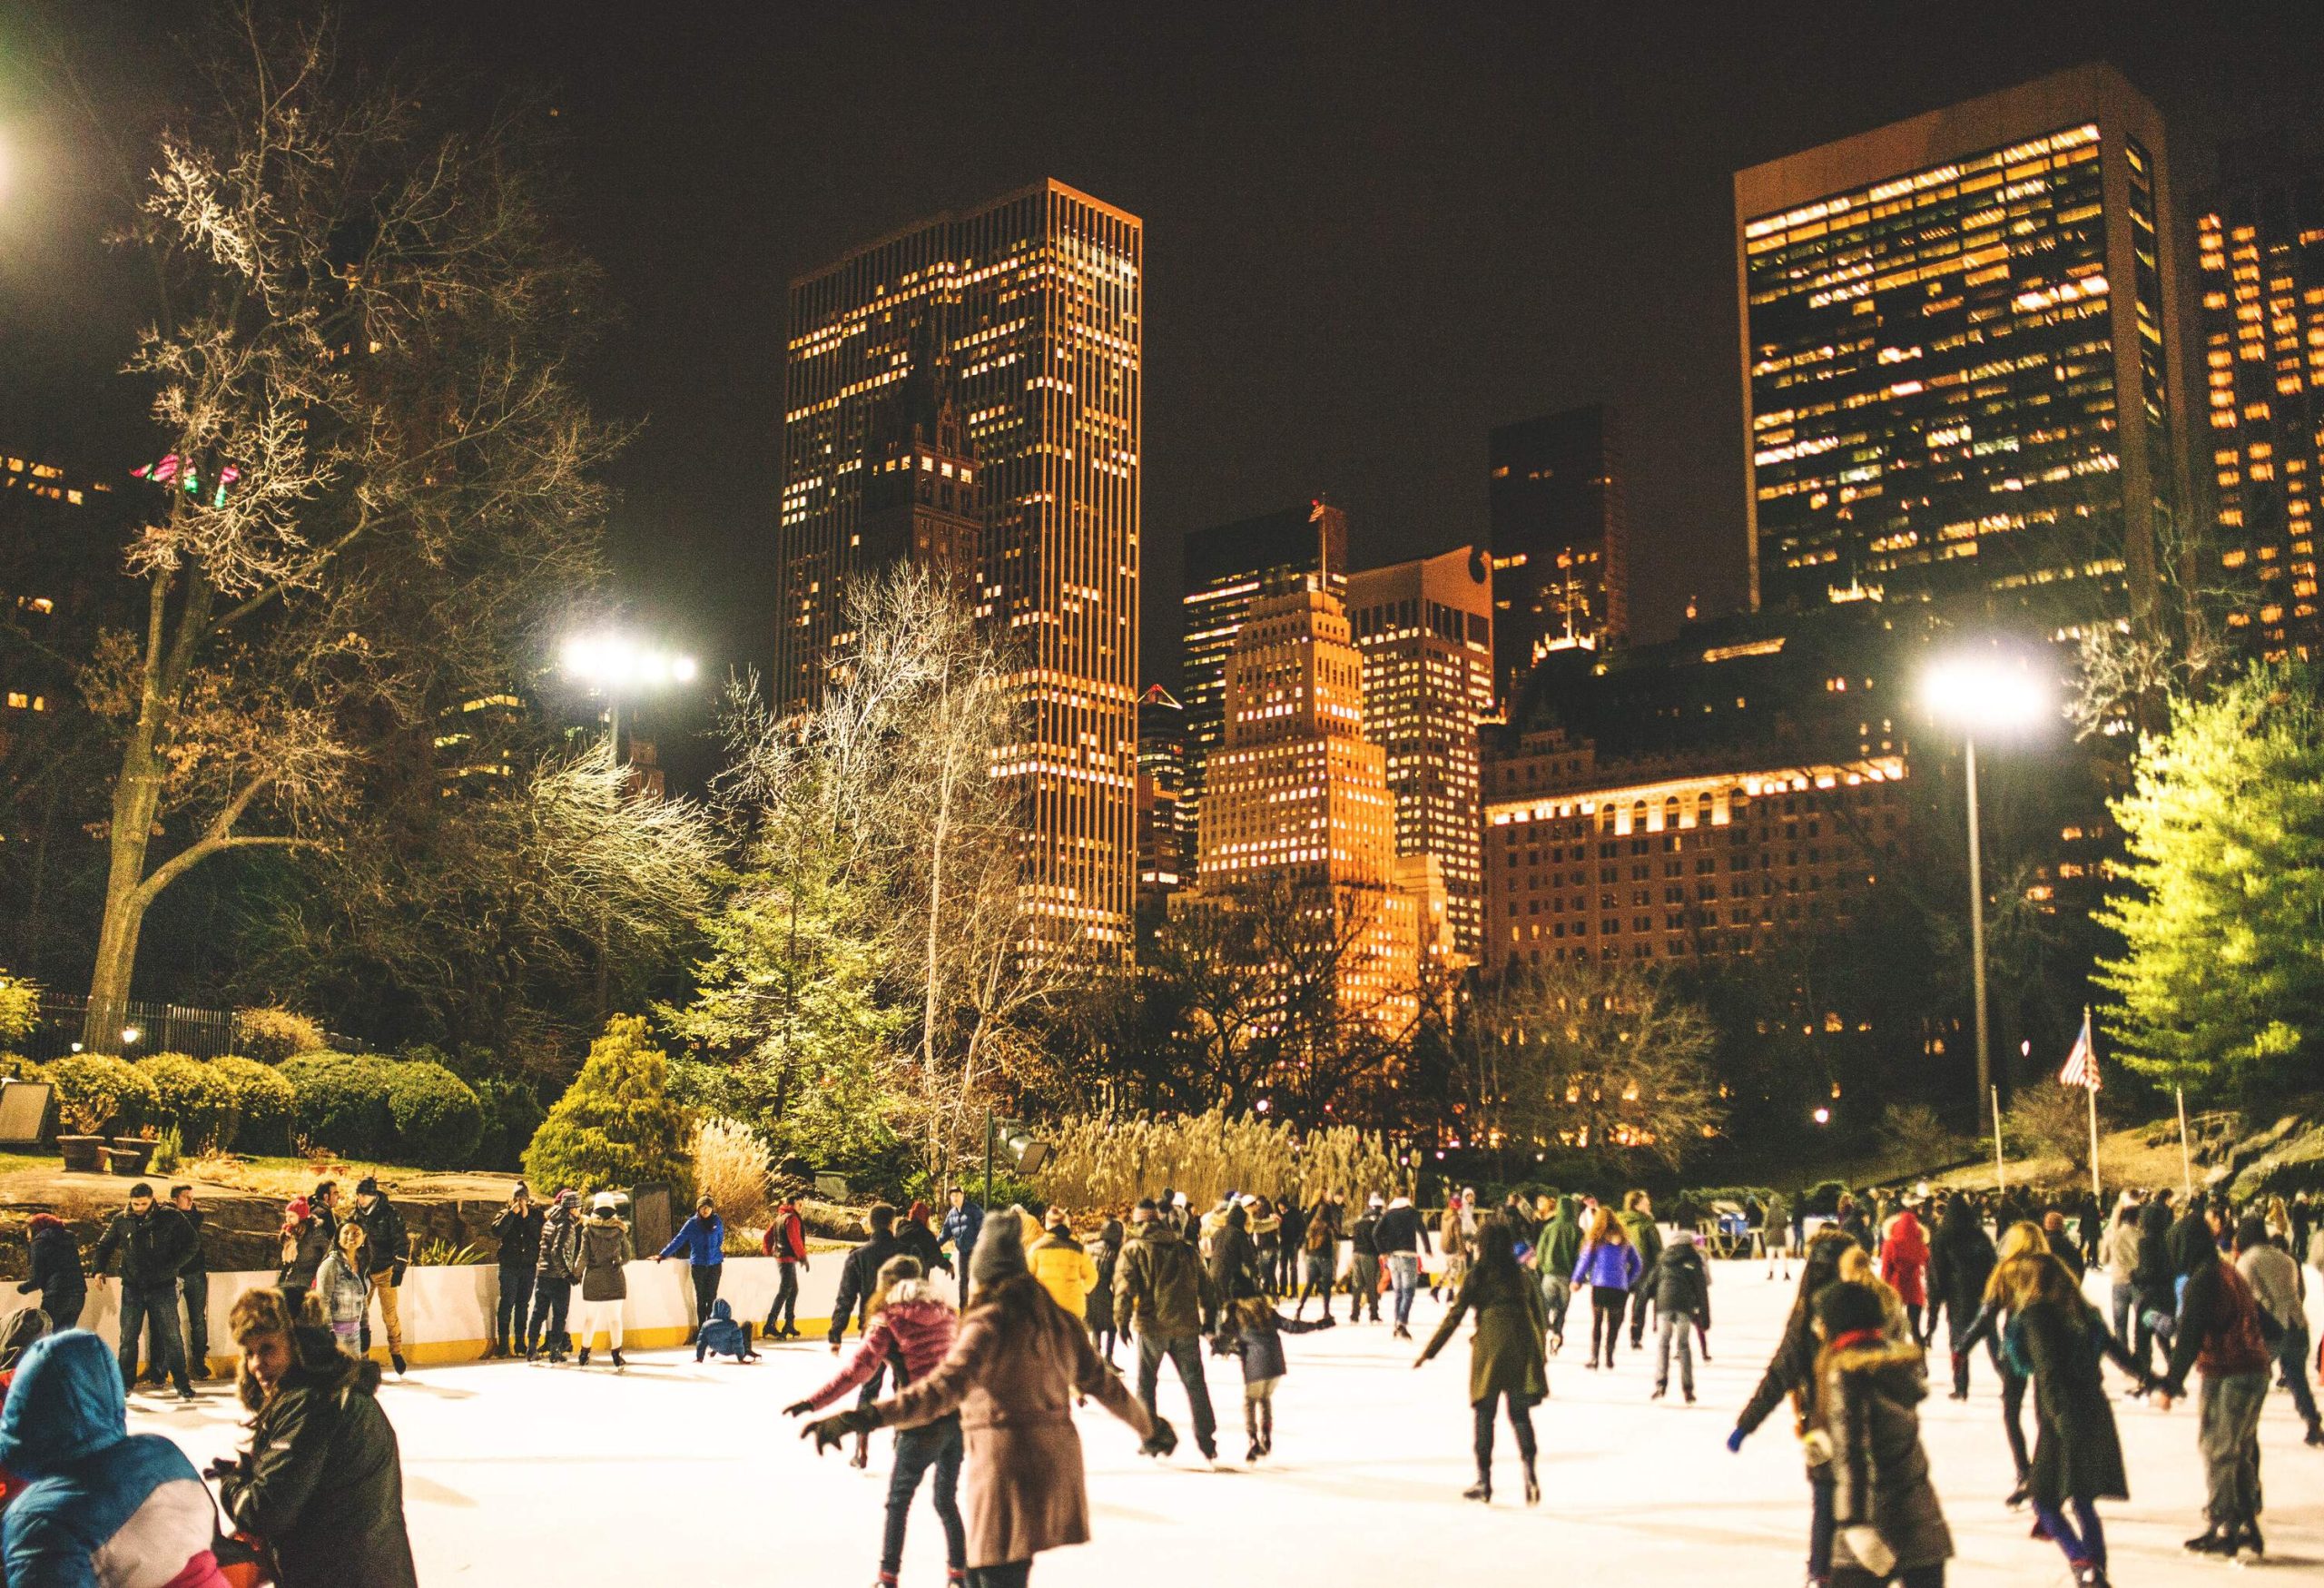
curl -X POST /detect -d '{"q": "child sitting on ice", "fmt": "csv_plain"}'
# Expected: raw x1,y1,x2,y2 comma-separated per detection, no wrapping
1211,1293,1333,1462
694,1297,758,1363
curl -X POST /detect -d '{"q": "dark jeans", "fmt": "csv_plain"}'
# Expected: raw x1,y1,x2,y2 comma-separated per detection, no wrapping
2276,1324,2319,1426
1136,1331,1217,1455
1347,1256,1379,1320
1472,1387,1538,1475
115,1283,189,1392
1628,1281,1654,1346
766,1263,801,1334
1809,1469,1836,1581
967,1564,1029,1588
2031,1497,2106,1570
180,1270,209,1377
1295,1255,1334,1319
1590,1284,1627,1361
44,1291,85,1332
2000,1369,2031,1480
495,1267,533,1349
527,1275,572,1353
691,1262,722,1332
1540,1275,1571,1338
1945,1310,2004,1396
881,1413,966,1573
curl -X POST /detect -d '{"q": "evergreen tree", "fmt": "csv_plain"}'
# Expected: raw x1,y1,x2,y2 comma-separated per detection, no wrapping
522,1015,692,1194
2097,663,2324,1100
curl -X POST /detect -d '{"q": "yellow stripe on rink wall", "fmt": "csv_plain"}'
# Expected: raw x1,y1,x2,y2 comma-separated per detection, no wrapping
79,1257,852,1375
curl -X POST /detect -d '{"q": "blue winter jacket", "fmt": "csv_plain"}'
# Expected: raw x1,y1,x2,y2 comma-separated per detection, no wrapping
941,1202,984,1254
0,1329,222,1588
1571,1238,1644,1291
659,1212,725,1267
695,1298,753,1361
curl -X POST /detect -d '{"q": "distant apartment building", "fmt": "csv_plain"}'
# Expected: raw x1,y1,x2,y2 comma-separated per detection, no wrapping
1345,547,1494,959
1488,406,1628,702
1177,499,1346,831
1134,683,1187,943
1736,64,2191,628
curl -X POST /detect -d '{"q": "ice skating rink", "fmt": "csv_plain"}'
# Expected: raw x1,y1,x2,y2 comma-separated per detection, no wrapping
127,1258,2321,1583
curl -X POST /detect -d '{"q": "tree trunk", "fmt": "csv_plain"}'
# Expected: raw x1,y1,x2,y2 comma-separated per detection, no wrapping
921,735,953,1184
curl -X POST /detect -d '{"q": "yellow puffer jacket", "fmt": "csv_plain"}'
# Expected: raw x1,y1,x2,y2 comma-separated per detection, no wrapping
1028,1230,1099,1319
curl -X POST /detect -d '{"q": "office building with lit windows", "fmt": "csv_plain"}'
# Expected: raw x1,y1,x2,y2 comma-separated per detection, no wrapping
2195,171,2324,660
1134,683,1187,944
1175,583,1430,1032
1345,547,1495,959
1736,64,2191,626
1177,500,1346,831
779,181,1143,957
1488,406,1628,701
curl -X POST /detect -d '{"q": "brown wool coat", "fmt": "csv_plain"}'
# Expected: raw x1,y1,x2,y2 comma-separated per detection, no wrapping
872,1277,1156,1568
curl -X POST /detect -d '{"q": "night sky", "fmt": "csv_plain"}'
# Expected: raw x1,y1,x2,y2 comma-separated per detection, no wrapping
8,3,2324,779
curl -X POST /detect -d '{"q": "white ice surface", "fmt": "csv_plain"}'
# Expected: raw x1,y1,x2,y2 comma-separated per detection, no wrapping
127,1258,2322,1584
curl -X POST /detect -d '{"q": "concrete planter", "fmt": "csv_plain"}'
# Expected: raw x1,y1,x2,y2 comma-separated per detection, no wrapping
57,1135,105,1173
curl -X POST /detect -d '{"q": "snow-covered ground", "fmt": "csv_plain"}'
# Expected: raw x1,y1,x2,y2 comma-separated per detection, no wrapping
128,1257,2321,1584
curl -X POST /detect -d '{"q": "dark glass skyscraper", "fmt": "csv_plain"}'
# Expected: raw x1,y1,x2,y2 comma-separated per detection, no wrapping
1177,500,1345,830
1736,64,2190,628
1488,405,1628,704
780,181,1144,958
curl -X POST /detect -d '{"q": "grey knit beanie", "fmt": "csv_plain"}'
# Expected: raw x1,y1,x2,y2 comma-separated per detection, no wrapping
969,1206,1030,1295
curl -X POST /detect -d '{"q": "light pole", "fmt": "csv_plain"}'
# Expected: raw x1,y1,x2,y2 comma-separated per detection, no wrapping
1920,647,2051,1130
558,631,697,1014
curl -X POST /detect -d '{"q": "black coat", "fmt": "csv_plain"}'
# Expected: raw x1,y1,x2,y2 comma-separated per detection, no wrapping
1209,1218,1263,1301
489,1205,544,1273
830,1231,907,1341
19,1223,85,1310
279,1217,332,1291
177,1207,209,1277
91,1206,195,1290
2015,1295,2135,1506
353,1195,409,1277
1927,1208,1995,1321
1645,1241,1712,1324
897,1220,951,1277
2131,1203,2175,1297
1814,1335,1953,1573
219,1327,418,1588
2167,1208,2216,1278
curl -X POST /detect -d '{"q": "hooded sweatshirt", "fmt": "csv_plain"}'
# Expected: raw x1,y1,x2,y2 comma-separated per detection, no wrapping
0,1330,231,1588
695,1298,754,1361
19,1215,84,1312
1540,1197,1584,1278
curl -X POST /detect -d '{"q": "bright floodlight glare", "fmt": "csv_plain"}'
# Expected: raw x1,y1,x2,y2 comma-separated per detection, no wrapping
672,656,699,684
560,632,696,691
1920,651,2051,732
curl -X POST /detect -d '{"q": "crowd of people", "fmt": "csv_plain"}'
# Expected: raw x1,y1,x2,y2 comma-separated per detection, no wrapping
3,1169,2319,1586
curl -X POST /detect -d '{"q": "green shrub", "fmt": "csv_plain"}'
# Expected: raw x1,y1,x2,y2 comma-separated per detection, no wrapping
1802,1179,1848,1216
281,1052,398,1159
45,1054,160,1136
0,1054,44,1083
152,1124,183,1175
0,975,38,1044
470,1075,546,1173
232,1006,328,1064
206,1055,297,1154
137,1054,238,1152
522,1015,691,1197
386,1060,484,1169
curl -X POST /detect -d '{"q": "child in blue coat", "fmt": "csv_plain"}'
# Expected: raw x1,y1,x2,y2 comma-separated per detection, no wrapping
1211,1294,1333,1462
695,1297,759,1363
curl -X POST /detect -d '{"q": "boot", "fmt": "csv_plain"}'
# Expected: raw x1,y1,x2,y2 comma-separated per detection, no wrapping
391,1352,407,1377
1260,1401,1275,1456
2237,1519,2265,1557
1522,1455,1541,1506
2306,1419,2324,1447
609,1347,625,1370
2182,1525,2234,1554
1463,1463,1492,1504
576,1347,591,1366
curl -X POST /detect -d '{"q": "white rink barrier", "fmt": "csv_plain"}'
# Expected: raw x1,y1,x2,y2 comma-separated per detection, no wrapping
68,1257,849,1373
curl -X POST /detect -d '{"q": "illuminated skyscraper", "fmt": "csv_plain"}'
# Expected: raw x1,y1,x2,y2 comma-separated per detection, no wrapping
1176,582,1423,1031
1736,64,2190,626
1177,500,1346,832
2195,171,2324,661
1488,406,1627,701
1134,683,1187,945
780,181,1143,956
1346,547,1494,958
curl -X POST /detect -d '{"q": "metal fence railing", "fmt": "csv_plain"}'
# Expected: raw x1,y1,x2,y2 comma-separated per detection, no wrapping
22,995,238,1061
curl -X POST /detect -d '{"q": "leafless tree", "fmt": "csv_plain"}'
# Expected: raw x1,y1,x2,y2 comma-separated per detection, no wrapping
69,6,619,1042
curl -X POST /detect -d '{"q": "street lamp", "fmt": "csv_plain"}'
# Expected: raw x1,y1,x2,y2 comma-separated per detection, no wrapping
1920,646,2052,1129
558,632,698,761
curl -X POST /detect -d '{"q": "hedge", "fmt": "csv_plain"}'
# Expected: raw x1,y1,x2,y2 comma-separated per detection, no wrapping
44,1055,160,1136
137,1054,238,1153
233,1007,328,1064
281,1053,399,1159
385,1060,484,1169
207,1055,297,1154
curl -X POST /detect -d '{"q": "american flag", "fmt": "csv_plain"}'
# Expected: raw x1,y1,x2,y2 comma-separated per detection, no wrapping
2059,1010,2098,1091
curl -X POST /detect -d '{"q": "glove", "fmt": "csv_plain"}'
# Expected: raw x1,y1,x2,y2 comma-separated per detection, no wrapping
1725,1427,1747,1455
802,1406,879,1454
1842,1527,1896,1578
783,1399,815,1418
1140,1416,1178,1458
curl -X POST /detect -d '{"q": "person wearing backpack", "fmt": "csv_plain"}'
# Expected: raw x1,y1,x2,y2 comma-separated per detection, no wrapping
1644,1228,1712,1403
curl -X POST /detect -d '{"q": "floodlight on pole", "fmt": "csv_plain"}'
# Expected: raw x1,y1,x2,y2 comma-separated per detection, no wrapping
557,631,698,759
1919,645,2053,1130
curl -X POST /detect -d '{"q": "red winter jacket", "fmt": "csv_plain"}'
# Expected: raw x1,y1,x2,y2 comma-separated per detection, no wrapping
804,1283,958,1409
762,1208,807,1263
1878,1212,1931,1307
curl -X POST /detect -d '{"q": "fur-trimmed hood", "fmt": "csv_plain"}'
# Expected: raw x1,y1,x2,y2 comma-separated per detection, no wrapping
882,1276,953,1312
1817,1333,1929,1404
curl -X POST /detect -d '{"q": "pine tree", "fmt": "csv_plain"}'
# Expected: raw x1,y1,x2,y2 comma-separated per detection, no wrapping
2096,663,2324,1100
522,1015,692,1195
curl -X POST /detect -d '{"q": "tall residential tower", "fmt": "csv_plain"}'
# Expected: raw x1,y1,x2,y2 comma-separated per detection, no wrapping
1736,64,2190,627
1488,406,1628,702
779,181,1143,957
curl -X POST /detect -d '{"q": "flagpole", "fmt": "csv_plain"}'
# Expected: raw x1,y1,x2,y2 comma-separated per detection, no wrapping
2175,1085,2194,1198
1992,1085,2006,1193
2083,1008,2102,1201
